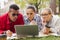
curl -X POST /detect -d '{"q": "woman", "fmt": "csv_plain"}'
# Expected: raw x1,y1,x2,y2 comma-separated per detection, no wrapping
24,6,43,31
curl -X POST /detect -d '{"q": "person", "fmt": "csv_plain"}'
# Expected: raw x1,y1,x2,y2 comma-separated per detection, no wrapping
41,8,60,34
24,6,42,32
0,4,24,36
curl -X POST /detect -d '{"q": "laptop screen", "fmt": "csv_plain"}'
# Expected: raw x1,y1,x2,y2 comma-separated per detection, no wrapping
14,25,38,36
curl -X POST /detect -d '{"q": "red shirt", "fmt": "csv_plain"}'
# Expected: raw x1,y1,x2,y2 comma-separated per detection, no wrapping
0,13,24,34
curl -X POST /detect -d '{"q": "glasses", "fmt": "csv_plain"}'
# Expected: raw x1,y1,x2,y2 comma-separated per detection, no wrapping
12,13,19,16
27,13,33,15
41,14,49,16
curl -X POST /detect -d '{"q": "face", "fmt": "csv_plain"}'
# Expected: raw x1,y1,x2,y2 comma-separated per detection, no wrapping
41,10,52,23
8,9,19,22
26,9,35,21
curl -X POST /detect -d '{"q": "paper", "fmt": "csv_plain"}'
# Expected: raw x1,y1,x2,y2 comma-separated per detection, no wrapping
7,33,17,40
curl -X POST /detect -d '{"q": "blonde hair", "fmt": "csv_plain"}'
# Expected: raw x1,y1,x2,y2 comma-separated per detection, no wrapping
41,8,54,14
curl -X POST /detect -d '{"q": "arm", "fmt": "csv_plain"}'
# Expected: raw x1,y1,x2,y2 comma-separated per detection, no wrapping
0,18,5,34
37,15,43,31
42,19,50,34
44,26,50,34
50,18,60,33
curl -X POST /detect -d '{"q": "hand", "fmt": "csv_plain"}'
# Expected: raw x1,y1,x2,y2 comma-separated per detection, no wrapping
6,30,13,37
43,27,50,34
30,20,37,25
42,20,47,26
42,27,50,34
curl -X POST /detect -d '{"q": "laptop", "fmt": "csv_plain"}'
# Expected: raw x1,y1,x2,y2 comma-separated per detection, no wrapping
14,25,38,38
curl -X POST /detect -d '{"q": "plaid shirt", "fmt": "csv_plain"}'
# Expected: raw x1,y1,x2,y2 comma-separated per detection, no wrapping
24,14,43,31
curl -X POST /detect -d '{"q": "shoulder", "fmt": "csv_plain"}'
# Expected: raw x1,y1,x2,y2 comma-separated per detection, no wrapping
35,14,40,17
35,14,41,19
53,15,59,19
18,13,24,19
23,14,28,20
52,15,60,24
52,15,60,21
1,13,8,20
18,13,23,17
0,13,8,23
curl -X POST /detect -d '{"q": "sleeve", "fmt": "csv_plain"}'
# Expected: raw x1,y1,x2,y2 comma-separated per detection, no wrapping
37,15,43,31
0,18,4,34
23,15,28,25
50,18,60,33
23,15,26,24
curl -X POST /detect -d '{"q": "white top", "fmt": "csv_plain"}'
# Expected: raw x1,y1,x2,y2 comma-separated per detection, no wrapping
47,15,60,34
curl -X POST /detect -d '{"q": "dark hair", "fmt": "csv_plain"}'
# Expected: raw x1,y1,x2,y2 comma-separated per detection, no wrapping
9,4,19,10
27,6,35,12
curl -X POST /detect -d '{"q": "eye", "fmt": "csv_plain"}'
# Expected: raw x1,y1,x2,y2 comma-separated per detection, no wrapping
30,13,33,15
27,13,29,15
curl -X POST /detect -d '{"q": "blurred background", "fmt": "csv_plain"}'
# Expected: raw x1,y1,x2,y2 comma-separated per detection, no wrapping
0,0,59,15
